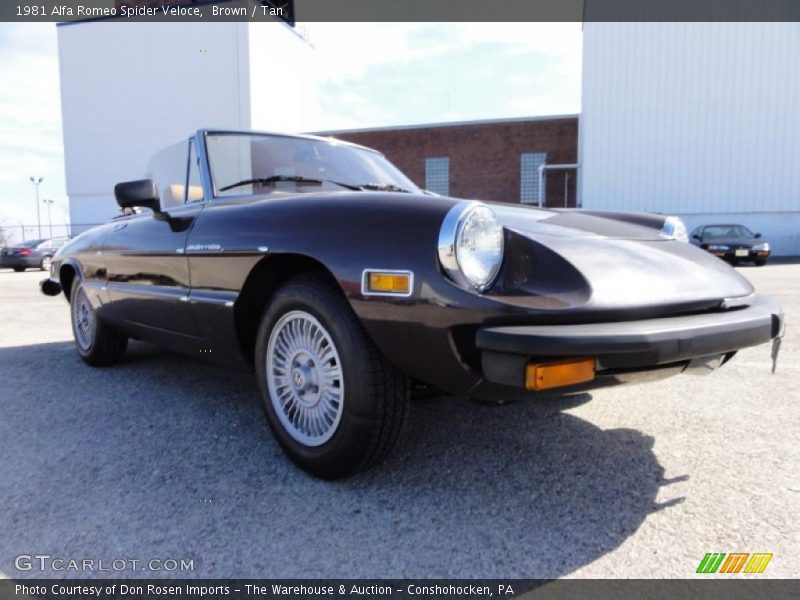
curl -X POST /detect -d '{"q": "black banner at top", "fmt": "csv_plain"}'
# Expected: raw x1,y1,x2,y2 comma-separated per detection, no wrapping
3,0,800,23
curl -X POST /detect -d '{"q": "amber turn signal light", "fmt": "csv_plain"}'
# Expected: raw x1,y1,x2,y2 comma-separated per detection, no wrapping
525,358,596,391
364,271,412,295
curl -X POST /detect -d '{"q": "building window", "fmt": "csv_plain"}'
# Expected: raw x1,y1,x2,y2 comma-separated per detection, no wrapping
520,152,547,204
425,157,450,195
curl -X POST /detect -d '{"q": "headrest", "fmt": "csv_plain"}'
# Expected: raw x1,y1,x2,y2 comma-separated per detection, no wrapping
162,184,203,206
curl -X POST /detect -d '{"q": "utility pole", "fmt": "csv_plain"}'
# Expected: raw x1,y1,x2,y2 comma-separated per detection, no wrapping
43,199,55,238
29,176,43,238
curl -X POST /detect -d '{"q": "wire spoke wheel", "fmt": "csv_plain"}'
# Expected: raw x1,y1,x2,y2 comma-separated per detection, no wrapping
266,310,344,447
72,286,96,351
255,278,409,478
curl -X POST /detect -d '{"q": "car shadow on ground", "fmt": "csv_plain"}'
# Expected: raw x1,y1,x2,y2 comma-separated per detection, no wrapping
0,341,686,579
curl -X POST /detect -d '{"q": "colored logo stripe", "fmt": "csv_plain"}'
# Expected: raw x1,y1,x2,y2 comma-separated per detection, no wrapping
744,553,773,573
697,553,726,573
697,552,773,574
719,553,749,573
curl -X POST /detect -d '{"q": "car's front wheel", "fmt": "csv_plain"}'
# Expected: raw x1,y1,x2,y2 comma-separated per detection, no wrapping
40,256,52,272
13,266,25,272
255,276,409,479
70,279,128,366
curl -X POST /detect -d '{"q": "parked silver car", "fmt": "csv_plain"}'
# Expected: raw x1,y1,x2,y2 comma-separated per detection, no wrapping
1,237,70,272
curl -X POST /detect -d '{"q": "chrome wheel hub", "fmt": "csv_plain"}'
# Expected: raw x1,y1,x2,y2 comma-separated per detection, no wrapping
291,353,322,403
72,287,95,351
266,310,344,447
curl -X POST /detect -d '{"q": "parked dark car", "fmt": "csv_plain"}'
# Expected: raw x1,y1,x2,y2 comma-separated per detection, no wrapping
690,224,771,266
2,237,70,272
40,130,784,479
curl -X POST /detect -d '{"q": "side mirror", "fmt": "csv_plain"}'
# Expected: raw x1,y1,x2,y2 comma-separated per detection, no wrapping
114,179,161,213
755,232,762,239
692,234,702,240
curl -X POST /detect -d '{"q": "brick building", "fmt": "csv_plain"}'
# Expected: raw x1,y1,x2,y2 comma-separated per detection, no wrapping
320,115,579,207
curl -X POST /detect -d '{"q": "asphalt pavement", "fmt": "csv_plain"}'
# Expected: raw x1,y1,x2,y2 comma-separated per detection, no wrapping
0,264,797,578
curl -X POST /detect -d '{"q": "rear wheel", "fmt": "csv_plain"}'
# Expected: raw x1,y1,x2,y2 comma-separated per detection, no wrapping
70,279,128,366
255,276,409,479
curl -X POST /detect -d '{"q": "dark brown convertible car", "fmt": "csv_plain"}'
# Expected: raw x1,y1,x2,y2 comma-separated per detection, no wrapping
41,130,784,478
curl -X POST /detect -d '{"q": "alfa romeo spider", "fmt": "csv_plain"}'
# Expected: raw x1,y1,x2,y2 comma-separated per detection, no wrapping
41,130,784,478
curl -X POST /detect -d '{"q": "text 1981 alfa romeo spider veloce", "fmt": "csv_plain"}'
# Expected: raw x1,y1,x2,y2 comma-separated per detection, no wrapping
41,130,784,478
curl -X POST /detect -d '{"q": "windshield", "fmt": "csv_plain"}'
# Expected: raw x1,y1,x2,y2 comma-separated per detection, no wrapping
206,133,420,198
702,225,754,240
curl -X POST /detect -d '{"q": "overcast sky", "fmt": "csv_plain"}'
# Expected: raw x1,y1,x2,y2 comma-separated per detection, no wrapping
0,22,581,238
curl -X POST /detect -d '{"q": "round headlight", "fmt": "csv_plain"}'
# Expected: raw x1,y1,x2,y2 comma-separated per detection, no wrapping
439,203,504,291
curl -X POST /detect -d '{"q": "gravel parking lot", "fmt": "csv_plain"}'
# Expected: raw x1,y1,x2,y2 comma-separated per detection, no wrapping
0,264,797,579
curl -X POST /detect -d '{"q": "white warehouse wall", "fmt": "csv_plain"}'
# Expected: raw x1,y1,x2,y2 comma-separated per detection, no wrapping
58,18,312,233
248,22,318,133
58,21,251,231
579,23,800,255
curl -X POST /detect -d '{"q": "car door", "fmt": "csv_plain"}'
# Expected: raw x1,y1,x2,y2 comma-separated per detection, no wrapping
103,139,205,338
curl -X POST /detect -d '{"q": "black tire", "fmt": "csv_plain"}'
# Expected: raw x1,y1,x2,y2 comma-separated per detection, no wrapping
255,275,409,479
13,266,25,272
70,278,128,366
755,259,767,267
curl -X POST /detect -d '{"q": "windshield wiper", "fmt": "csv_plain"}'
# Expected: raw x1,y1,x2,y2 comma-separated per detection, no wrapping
219,176,412,194
354,182,412,193
219,175,361,192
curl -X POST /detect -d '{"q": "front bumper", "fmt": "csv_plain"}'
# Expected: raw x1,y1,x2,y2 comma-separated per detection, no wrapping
710,249,770,261
1,256,38,268
477,294,783,389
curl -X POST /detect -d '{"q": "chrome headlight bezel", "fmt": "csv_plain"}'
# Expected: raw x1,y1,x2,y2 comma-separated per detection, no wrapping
752,242,770,252
438,202,505,292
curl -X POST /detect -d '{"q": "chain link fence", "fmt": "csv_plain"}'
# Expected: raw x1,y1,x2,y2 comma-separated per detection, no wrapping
0,223,105,247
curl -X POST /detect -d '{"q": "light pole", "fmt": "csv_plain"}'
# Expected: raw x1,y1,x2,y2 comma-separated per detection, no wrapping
29,176,43,238
43,199,55,238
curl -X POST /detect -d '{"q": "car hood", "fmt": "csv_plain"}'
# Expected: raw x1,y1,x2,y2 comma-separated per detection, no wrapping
488,204,754,309
491,204,666,240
